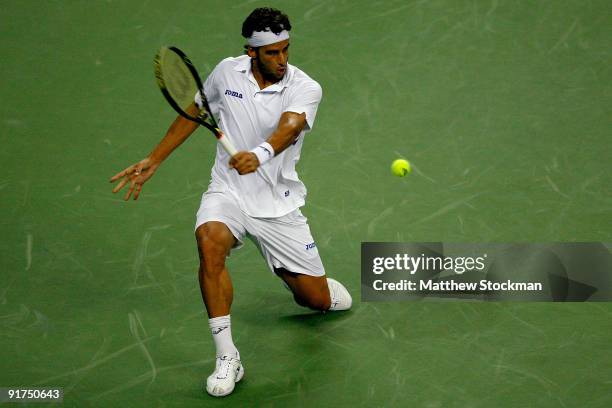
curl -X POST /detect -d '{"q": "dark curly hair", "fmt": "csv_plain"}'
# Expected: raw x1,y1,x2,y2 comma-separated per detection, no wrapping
242,7,291,43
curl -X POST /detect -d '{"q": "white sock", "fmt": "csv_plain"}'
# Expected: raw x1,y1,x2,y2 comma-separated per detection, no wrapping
208,315,239,358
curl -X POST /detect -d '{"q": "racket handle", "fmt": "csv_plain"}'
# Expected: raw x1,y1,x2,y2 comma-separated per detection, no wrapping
217,132,238,157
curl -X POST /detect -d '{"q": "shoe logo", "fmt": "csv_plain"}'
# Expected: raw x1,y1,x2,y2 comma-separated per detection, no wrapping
225,89,243,99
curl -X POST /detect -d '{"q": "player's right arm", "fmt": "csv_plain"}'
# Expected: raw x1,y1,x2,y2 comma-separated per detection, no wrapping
109,103,200,201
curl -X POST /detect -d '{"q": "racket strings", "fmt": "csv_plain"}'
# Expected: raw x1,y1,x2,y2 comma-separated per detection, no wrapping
160,51,198,112
155,46,222,137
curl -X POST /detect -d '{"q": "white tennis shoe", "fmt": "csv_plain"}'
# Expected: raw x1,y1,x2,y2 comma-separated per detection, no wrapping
205,354,244,397
327,278,352,311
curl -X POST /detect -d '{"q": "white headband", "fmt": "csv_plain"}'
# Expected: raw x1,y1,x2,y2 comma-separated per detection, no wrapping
247,29,290,47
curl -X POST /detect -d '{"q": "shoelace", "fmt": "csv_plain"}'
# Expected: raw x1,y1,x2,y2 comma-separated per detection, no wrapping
215,356,240,379
329,282,340,306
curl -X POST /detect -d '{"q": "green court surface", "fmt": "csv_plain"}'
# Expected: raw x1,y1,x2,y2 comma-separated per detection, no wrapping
1,0,611,406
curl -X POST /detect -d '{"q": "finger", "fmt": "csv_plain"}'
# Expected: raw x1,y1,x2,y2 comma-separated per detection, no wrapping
111,164,140,182
237,164,252,175
237,160,256,173
242,162,258,175
124,179,136,201
236,156,250,167
133,183,143,200
110,168,130,182
112,177,129,193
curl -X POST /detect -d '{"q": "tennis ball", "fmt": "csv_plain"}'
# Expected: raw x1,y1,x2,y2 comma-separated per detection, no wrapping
391,159,411,177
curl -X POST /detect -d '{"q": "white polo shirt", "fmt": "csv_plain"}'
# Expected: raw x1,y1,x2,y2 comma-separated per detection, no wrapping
195,55,323,218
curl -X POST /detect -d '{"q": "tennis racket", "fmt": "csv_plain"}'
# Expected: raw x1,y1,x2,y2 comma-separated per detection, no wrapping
154,46,237,156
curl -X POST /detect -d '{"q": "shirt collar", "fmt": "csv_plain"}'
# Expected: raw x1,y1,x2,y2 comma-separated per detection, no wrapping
234,56,290,92
233,55,251,73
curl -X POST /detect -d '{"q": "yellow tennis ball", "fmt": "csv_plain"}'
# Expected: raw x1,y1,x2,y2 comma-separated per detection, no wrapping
391,159,411,177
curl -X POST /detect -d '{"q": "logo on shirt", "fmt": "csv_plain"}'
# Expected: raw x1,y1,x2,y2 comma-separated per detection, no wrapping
225,89,243,99
305,242,316,251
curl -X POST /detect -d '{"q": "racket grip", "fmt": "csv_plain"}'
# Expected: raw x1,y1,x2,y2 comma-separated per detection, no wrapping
217,132,238,157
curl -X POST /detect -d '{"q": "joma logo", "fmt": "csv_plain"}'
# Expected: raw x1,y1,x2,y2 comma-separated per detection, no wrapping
225,89,243,99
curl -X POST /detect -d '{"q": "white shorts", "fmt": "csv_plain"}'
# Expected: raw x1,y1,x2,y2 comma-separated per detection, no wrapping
195,191,325,277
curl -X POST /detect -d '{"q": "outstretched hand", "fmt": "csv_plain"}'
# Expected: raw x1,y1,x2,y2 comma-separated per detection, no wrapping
110,158,158,201
229,152,260,175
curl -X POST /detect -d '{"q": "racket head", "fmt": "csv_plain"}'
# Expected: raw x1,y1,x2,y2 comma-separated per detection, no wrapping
154,46,219,132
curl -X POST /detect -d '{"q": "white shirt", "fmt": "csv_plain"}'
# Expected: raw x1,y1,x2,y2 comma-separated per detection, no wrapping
196,55,322,218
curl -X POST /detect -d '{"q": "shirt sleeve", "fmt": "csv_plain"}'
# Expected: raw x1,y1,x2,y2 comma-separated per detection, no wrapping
284,80,323,131
195,62,222,108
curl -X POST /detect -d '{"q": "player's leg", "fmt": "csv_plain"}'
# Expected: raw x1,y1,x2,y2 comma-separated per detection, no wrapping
196,221,235,318
275,267,352,311
274,267,331,310
195,193,248,397
195,221,244,397
250,209,352,312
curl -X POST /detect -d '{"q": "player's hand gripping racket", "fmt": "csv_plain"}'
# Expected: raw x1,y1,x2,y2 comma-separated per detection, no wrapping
154,46,237,156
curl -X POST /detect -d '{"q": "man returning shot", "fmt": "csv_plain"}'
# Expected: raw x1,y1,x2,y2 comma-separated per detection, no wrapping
110,7,352,397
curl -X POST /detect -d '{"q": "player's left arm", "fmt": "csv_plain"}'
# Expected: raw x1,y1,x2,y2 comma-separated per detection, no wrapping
229,111,306,175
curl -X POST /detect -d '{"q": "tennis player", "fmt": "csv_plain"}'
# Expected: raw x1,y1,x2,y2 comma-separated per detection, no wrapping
110,7,351,397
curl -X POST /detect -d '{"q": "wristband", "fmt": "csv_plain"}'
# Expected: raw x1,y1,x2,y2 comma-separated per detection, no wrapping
250,142,275,165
